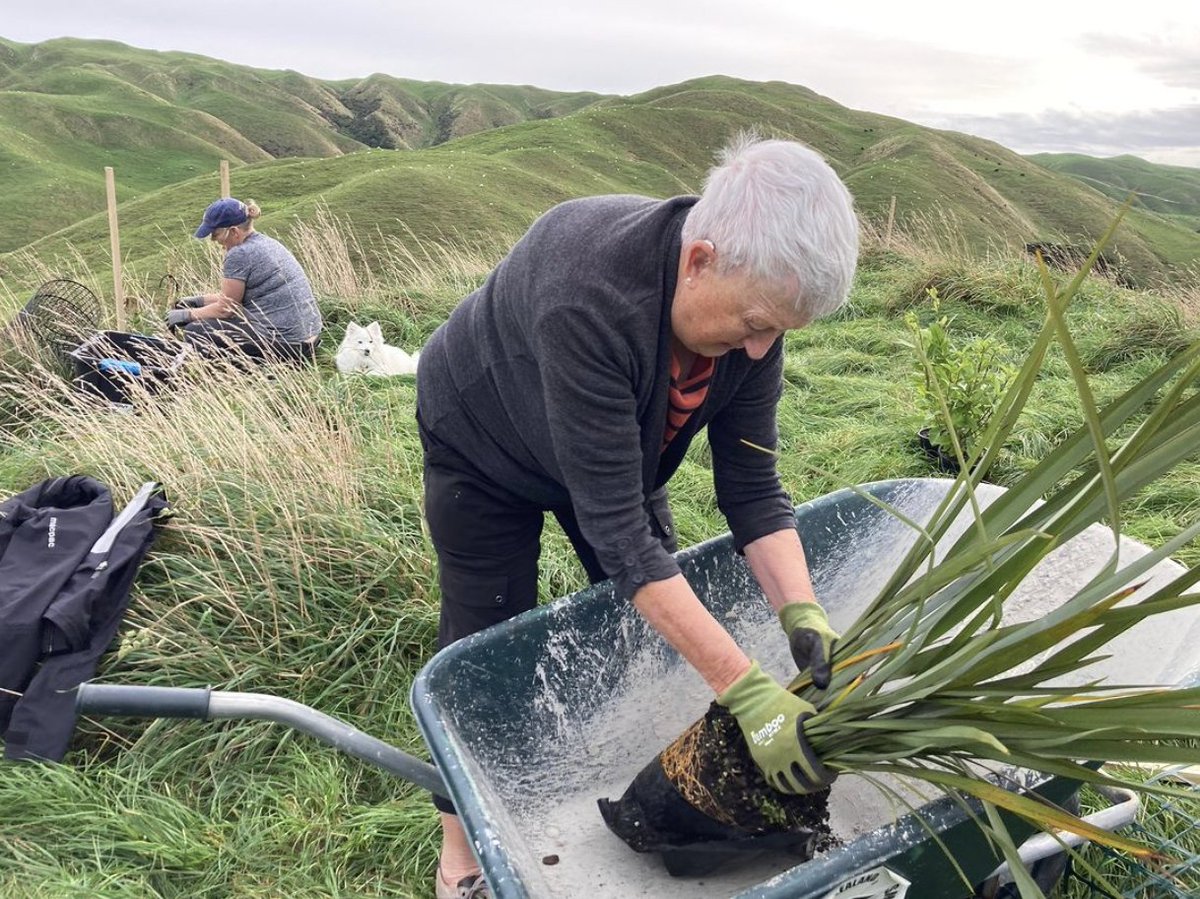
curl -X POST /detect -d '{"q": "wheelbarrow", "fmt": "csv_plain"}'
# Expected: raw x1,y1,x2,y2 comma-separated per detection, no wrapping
75,478,1200,898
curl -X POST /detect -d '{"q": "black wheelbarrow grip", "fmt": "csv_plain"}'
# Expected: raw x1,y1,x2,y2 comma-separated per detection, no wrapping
76,683,449,800
77,683,212,719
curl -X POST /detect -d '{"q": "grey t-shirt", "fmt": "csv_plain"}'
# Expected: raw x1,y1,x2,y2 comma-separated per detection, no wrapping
223,232,322,343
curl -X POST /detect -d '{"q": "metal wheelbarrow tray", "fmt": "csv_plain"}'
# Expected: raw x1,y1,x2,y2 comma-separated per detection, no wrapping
410,477,1200,898
74,478,1200,897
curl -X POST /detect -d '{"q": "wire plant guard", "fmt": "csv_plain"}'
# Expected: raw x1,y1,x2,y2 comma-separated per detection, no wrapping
1064,771,1200,899
14,279,102,369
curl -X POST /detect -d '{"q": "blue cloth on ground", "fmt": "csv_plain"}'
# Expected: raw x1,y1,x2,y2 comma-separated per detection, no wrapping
97,359,142,376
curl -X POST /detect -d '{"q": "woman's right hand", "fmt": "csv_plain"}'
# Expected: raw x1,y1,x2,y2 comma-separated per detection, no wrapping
717,660,836,794
211,294,240,318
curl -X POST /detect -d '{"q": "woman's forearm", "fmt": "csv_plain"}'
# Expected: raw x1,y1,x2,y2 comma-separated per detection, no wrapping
186,295,239,321
633,573,751,694
744,528,818,613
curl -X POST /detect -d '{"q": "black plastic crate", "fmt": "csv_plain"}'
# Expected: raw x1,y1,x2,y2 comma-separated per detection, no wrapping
69,331,188,404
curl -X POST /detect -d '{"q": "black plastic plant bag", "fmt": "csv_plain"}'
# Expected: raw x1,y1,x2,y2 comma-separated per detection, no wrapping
598,702,834,876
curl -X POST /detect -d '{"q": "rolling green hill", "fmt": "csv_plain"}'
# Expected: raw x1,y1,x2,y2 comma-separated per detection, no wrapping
0,36,601,252
1,35,1198,295
1029,152,1200,232
5,71,1199,303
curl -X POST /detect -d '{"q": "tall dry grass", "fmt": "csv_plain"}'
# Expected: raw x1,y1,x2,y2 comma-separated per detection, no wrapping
860,204,1021,266
288,204,510,318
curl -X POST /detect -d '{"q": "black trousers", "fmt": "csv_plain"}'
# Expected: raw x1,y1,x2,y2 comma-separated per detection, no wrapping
180,319,319,366
420,420,676,814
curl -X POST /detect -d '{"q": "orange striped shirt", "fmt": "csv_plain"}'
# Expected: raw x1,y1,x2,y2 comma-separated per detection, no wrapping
662,348,714,451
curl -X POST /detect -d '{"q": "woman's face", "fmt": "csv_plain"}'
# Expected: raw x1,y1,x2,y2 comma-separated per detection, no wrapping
210,226,246,251
671,241,808,359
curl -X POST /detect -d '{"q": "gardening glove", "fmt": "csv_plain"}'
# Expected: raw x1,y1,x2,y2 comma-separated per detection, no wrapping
174,295,205,309
779,602,838,690
717,661,836,795
165,308,192,330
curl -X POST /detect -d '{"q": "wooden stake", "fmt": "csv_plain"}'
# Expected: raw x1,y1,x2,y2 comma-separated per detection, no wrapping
104,166,126,330
884,195,897,248
220,159,230,197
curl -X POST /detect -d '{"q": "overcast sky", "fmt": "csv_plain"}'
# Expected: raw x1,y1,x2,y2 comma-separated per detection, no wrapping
6,1,1200,167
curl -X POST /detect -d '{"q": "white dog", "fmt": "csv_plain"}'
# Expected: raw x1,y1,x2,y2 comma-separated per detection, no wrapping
335,321,420,377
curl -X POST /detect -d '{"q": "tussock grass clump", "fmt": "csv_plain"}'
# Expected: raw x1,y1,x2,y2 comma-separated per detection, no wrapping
2,352,440,682
917,266,1047,318
1076,297,1195,373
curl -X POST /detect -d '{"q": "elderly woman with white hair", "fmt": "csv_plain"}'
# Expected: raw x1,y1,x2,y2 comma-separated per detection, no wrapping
167,197,322,364
416,134,859,899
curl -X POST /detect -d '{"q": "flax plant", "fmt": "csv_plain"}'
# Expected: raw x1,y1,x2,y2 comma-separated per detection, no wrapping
790,211,1200,897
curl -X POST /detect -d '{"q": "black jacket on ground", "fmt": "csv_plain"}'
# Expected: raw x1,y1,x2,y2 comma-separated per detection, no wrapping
0,475,167,761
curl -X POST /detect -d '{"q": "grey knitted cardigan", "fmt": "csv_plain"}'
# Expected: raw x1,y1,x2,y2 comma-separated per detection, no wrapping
417,195,795,600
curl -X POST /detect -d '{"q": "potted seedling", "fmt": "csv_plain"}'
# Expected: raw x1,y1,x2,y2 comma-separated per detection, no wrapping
600,215,1200,897
907,288,1016,474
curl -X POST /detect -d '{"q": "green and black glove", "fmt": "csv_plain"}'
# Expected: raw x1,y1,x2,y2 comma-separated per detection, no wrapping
779,602,839,690
717,661,836,794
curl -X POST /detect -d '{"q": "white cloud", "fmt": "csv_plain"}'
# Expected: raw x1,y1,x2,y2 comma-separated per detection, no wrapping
922,105,1200,167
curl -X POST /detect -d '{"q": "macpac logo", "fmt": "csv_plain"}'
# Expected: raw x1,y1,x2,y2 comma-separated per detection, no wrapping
47,516,58,548
751,713,786,746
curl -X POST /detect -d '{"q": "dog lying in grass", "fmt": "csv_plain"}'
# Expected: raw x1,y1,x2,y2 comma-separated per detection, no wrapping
335,321,420,376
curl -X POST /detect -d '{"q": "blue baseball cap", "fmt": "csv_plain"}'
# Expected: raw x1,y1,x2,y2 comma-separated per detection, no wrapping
194,197,249,238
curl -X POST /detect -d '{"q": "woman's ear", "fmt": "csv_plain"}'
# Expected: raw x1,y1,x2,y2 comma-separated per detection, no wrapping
681,239,717,281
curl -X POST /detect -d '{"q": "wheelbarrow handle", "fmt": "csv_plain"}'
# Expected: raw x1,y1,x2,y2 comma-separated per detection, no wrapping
77,683,212,719
76,683,449,801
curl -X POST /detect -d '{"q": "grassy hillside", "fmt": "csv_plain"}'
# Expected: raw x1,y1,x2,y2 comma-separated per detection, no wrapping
4,74,1199,311
1031,151,1200,232
1,214,1198,897
2,36,1198,287
0,36,601,251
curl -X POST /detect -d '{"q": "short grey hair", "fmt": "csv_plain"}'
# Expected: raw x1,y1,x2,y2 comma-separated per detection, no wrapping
682,133,859,319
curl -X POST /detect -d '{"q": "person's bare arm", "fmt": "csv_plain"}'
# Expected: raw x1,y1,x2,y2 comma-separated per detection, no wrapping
743,527,819,612
188,280,245,320
218,277,245,304
632,573,750,694
745,527,838,688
